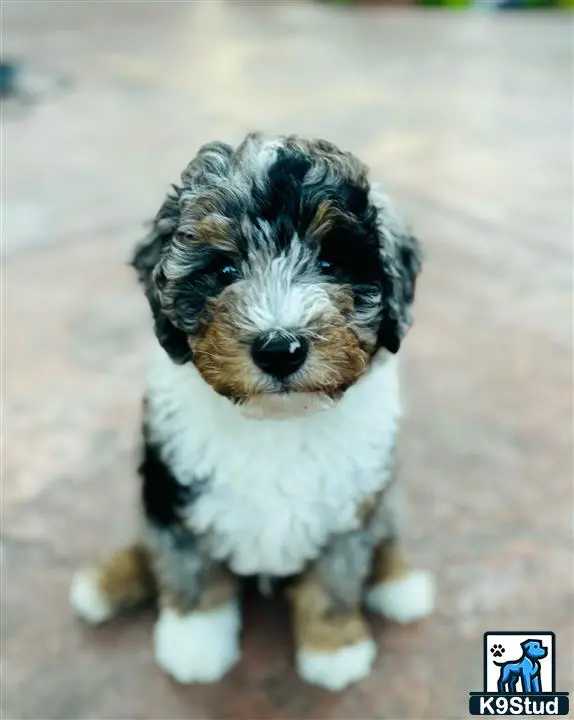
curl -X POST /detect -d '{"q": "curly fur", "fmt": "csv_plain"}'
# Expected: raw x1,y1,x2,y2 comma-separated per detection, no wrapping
72,133,431,691
132,132,422,402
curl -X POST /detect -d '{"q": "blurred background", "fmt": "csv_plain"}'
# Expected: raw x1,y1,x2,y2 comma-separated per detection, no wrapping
2,1,573,718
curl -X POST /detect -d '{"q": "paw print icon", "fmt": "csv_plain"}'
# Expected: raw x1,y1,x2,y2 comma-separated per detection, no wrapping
490,644,505,658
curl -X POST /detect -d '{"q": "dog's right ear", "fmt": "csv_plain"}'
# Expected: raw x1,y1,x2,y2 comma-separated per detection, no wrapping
131,187,192,364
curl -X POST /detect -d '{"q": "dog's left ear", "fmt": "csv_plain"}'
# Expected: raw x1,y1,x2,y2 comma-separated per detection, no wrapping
372,191,423,354
131,187,192,364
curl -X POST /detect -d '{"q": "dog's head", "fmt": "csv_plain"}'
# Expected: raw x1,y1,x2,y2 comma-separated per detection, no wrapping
133,133,422,411
521,640,548,660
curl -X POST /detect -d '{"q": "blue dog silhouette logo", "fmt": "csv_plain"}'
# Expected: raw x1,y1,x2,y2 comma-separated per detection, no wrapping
469,631,569,716
493,639,547,694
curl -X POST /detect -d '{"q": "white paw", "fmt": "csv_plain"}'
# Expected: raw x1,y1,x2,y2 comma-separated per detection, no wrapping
365,569,435,624
70,568,114,624
296,639,377,691
154,601,240,684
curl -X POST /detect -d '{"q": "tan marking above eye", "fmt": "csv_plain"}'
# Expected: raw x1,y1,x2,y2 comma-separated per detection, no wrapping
193,216,236,253
308,200,338,237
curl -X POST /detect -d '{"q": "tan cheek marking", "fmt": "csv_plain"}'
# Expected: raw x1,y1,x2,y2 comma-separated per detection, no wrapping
190,295,255,398
290,570,370,653
301,284,372,395
326,282,380,354
308,324,369,396
370,538,412,585
95,544,156,611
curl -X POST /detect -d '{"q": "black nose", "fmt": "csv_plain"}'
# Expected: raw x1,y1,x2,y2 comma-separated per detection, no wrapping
251,332,309,378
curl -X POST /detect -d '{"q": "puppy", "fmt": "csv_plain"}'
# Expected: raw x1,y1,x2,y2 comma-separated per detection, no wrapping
70,133,434,691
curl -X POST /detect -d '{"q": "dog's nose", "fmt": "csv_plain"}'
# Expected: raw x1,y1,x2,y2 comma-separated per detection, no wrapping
251,332,309,378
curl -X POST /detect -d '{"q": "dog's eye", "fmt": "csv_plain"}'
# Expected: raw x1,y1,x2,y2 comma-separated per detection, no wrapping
216,264,239,286
318,257,342,278
318,259,334,272
219,264,239,281
317,256,346,281
204,256,240,285
318,230,381,285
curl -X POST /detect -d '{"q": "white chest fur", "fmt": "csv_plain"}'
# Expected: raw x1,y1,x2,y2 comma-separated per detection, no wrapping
146,348,402,576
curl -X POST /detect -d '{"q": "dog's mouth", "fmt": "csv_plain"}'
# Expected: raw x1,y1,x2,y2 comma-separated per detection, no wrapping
236,390,339,420
221,355,381,420
271,380,345,398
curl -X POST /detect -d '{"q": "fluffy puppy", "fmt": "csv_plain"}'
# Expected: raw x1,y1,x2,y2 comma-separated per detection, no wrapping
70,133,434,691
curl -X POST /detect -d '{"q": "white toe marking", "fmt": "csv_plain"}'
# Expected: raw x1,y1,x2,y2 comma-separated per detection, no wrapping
296,639,376,691
70,568,114,624
365,569,435,623
154,601,240,684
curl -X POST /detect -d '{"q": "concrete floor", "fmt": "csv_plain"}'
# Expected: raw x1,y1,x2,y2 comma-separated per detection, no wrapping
3,2,573,718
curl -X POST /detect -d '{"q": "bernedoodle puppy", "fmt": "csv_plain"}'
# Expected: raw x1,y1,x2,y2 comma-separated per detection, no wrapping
70,132,434,691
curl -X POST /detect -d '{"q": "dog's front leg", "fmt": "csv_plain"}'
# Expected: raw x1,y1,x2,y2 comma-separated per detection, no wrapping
521,667,533,693
150,528,241,684
364,537,435,623
290,532,377,691
362,480,435,624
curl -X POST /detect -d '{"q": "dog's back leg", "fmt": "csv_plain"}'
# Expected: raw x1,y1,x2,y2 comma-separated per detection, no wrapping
70,544,156,624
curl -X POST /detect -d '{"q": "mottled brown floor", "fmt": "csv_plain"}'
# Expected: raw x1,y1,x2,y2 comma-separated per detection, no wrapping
3,2,573,718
